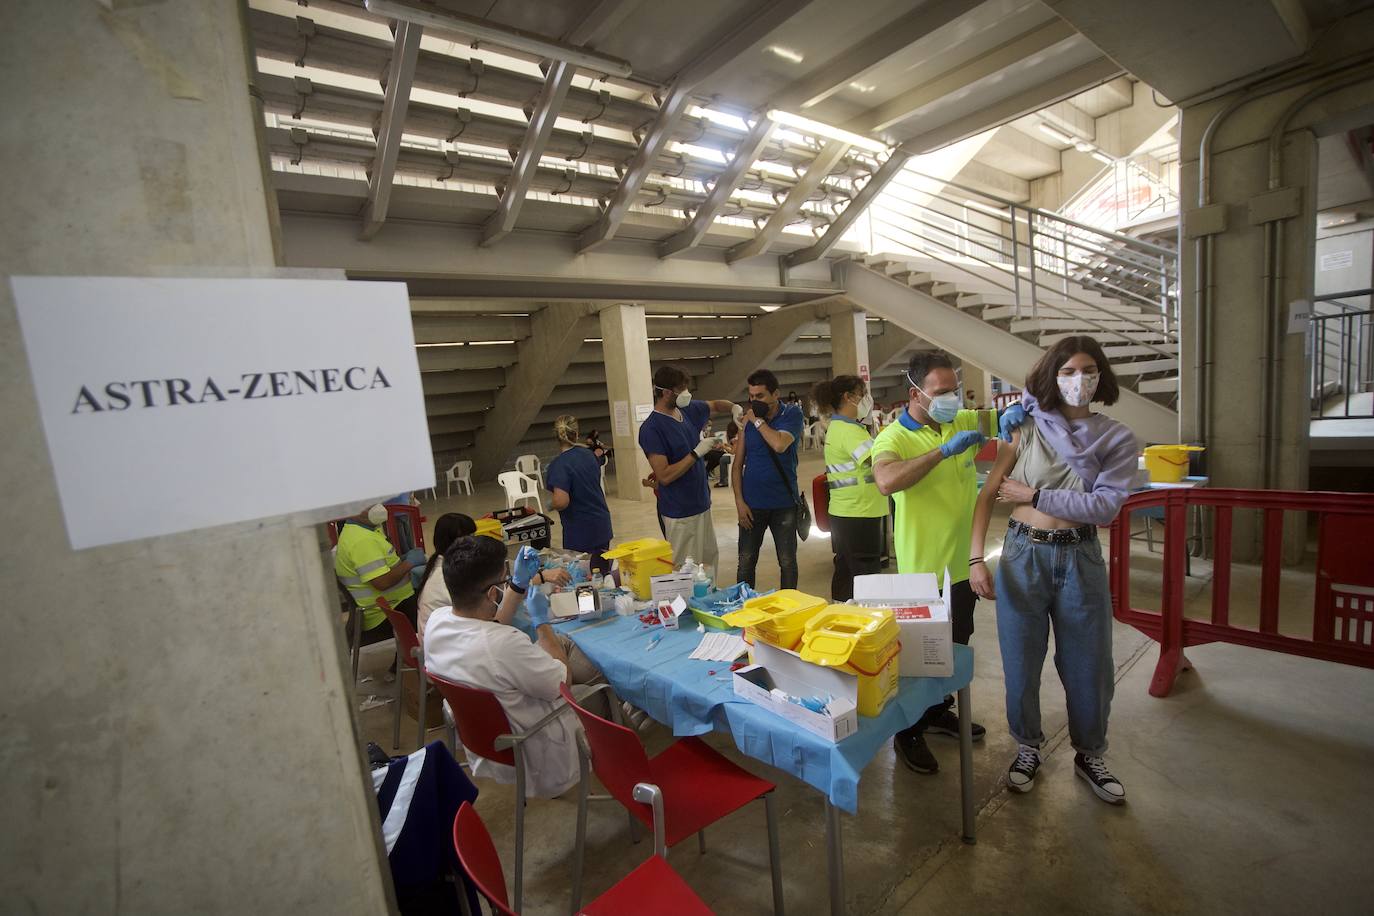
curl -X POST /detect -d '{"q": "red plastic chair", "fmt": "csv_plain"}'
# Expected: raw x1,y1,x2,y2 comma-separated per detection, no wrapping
427,671,575,912
559,684,784,914
452,802,712,916
377,598,427,752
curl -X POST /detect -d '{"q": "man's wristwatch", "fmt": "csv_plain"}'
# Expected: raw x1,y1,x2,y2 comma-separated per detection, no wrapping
752,418,764,429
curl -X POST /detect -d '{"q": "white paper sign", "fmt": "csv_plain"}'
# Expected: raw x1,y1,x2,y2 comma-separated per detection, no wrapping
1319,250,1353,271
613,400,630,437
11,276,433,549
1287,298,1312,335
634,403,653,423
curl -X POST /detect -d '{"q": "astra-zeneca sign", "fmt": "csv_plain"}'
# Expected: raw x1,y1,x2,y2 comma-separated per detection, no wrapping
11,276,433,549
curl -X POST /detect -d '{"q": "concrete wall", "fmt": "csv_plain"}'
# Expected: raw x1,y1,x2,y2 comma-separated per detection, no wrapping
0,2,391,911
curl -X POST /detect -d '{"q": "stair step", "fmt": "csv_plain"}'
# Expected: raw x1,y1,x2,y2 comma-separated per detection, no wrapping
1099,343,1180,357
1011,317,1168,333
955,292,1142,312
1138,376,1180,394
976,304,1151,323
1038,330,1174,347
1111,358,1179,377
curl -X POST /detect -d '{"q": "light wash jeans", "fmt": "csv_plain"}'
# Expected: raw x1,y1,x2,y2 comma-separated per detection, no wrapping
995,523,1114,756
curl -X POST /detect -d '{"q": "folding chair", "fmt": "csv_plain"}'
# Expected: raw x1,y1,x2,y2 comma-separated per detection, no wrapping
452,802,712,916
560,684,785,914
379,599,428,751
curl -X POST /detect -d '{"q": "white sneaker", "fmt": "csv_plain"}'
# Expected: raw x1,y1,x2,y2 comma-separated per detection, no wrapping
1074,753,1126,804
1007,744,1041,793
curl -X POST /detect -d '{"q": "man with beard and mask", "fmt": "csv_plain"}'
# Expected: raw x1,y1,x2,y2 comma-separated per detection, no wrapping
872,350,1027,776
637,365,738,574
335,501,427,646
423,536,617,798
733,368,805,589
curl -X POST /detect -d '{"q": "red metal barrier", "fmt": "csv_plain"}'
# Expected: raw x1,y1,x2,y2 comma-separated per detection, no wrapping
991,391,1022,411
1109,488,1374,697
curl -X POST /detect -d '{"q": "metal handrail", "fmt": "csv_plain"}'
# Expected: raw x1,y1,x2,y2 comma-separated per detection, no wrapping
1309,302,1373,420
870,209,1178,359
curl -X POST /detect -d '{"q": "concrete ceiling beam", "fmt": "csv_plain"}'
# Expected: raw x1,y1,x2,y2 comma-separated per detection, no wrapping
658,119,777,258
726,140,850,263
699,300,842,400
481,59,577,247
469,303,602,480
853,19,1078,135
358,20,422,240
781,149,911,267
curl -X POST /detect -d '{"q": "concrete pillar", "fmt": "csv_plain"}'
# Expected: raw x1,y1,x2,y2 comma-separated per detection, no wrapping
0,2,390,912
599,303,654,502
961,362,992,408
1177,72,1374,560
830,309,871,379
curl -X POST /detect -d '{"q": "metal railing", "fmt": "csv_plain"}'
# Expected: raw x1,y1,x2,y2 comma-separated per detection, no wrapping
863,167,1179,358
1062,151,1180,233
1310,289,1374,420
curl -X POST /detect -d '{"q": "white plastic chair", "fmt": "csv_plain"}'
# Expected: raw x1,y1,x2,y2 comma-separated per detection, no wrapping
802,421,818,450
515,453,544,489
445,460,473,497
498,471,543,512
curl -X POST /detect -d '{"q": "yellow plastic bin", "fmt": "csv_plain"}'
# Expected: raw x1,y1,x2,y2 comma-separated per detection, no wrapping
722,589,829,651
601,538,675,599
1143,445,1204,483
473,517,505,541
799,606,901,717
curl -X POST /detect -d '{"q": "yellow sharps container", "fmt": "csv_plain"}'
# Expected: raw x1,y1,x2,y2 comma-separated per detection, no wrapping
799,605,901,717
722,589,828,651
601,538,675,599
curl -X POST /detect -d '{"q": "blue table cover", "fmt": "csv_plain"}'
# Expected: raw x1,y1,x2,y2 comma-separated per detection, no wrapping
554,613,974,813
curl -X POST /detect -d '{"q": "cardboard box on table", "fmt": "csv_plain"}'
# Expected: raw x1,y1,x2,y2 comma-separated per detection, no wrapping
853,573,953,678
732,640,859,743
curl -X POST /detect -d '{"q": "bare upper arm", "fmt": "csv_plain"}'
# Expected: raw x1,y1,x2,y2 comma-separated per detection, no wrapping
981,430,1022,494
550,487,570,510
647,453,671,476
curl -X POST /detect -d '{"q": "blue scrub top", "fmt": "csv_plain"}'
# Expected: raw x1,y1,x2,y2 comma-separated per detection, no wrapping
637,400,711,519
545,446,613,551
742,402,804,510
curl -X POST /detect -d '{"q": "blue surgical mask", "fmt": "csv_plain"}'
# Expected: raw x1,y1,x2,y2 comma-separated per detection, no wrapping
918,386,961,423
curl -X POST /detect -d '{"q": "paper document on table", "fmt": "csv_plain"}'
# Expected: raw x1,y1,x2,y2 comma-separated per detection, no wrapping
690,632,749,662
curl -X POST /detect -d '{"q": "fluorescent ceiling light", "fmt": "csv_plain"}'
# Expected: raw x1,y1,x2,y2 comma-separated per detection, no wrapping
1037,124,1075,145
1073,140,1094,153
1091,150,1114,165
848,81,876,93
965,199,1009,216
765,109,889,153
766,45,805,63
364,0,633,77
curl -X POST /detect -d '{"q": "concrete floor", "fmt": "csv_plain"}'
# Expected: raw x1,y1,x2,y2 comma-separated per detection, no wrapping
352,451,1374,915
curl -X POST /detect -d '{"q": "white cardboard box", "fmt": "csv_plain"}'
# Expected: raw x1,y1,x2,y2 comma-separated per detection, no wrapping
853,573,954,678
732,641,859,742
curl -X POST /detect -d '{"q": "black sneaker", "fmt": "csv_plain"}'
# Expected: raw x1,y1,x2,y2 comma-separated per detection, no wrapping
925,708,986,742
894,732,939,774
1007,744,1041,793
1074,753,1126,805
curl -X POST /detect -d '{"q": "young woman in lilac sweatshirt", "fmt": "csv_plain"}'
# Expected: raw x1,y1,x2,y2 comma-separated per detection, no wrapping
969,336,1140,805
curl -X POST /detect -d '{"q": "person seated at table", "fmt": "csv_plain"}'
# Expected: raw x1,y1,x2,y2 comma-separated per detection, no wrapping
415,513,570,638
424,536,612,796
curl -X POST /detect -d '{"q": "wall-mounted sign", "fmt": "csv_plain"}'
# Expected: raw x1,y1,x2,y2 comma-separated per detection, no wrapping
11,276,433,549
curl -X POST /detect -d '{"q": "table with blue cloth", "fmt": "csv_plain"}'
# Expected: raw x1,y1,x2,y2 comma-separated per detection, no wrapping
553,611,976,915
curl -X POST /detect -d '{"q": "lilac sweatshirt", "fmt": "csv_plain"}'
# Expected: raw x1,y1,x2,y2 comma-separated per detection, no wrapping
1020,392,1140,526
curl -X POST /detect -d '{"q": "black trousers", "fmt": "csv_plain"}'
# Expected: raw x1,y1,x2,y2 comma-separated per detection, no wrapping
828,514,885,602
898,579,977,737
357,591,420,647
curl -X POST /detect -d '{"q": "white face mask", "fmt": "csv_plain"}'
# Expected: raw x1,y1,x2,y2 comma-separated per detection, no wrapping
1057,371,1100,407
675,388,692,409
855,392,874,417
917,387,962,423
366,504,388,527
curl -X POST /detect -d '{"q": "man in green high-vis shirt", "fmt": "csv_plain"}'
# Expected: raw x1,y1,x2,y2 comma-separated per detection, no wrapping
872,350,1026,776
812,375,887,601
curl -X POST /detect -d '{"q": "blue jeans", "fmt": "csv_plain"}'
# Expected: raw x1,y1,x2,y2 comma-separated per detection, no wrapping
737,506,798,589
995,524,1114,756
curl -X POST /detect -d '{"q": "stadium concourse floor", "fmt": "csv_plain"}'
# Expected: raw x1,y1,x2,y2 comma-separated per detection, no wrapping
349,451,1374,915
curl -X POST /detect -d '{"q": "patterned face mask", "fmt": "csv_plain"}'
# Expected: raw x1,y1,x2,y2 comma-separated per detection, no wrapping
1056,371,1100,407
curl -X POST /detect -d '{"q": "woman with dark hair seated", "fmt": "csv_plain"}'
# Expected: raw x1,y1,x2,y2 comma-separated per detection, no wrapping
970,335,1139,805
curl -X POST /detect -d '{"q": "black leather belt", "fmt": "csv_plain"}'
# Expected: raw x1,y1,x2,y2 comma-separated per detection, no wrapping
1008,519,1096,544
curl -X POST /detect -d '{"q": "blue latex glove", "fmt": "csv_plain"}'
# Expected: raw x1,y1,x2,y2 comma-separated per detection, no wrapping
511,545,540,590
998,403,1028,442
940,430,986,459
403,547,427,569
525,589,553,628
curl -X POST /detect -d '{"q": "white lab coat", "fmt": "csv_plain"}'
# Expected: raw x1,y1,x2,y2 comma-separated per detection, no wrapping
422,608,580,798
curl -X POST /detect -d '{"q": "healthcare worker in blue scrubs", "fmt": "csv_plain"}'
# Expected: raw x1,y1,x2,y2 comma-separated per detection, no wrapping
546,415,614,576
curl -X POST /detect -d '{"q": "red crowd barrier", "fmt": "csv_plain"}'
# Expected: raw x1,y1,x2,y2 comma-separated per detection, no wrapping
991,390,1022,411
1109,488,1374,697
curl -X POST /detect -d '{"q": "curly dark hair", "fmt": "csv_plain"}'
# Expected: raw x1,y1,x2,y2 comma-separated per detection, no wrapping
1023,335,1120,411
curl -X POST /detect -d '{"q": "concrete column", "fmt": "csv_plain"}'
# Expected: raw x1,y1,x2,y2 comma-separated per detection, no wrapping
599,303,654,502
1177,72,1374,560
961,362,992,408
830,309,871,379
0,2,390,912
